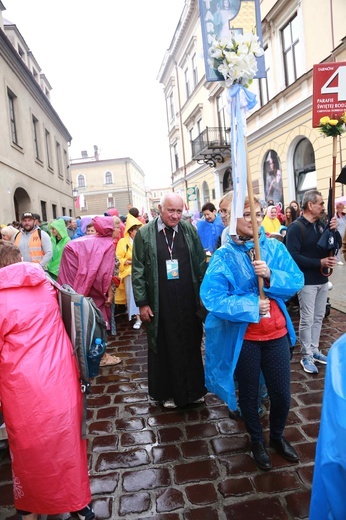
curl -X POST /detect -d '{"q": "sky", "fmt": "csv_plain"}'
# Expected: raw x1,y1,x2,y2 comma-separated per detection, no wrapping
3,0,186,187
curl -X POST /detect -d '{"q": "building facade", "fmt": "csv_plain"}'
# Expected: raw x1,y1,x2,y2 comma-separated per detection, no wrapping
70,150,148,217
0,3,73,224
158,0,346,212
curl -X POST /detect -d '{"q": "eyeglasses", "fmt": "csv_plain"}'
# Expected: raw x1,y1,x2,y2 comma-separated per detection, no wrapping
243,212,263,222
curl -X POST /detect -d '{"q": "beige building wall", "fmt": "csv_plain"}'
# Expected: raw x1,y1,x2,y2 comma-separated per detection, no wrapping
158,0,346,212
0,6,73,224
70,157,148,217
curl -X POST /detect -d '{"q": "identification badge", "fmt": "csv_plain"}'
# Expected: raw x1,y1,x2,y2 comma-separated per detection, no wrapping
166,259,179,279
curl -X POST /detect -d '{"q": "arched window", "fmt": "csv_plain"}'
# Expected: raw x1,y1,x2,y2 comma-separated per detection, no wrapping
77,174,86,188
105,171,113,185
293,138,316,203
202,181,210,203
223,168,233,193
263,150,284,209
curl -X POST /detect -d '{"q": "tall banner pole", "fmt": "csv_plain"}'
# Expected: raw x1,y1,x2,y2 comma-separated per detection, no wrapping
332,135,337,212
245,140,265,299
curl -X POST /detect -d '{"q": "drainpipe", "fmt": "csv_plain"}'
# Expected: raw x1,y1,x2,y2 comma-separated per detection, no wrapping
330,0,344,195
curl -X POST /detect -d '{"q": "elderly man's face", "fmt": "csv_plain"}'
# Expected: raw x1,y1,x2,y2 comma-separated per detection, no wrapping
159,195,184,228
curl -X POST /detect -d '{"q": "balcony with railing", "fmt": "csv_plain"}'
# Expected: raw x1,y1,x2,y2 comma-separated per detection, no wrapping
191,126,231,167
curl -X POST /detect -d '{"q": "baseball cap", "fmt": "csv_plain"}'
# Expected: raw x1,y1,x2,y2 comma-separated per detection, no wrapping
21,212,35,220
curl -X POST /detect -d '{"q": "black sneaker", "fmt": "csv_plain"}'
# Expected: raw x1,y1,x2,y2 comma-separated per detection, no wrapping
76,503,95,520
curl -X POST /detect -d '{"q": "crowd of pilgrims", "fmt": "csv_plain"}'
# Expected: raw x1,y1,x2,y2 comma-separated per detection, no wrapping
1,193,346,519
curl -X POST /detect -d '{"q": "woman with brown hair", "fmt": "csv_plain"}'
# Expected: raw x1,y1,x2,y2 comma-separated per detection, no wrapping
285,205,297,227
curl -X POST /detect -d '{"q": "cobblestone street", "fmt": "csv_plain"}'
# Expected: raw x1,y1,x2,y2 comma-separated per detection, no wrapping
1,304,345,520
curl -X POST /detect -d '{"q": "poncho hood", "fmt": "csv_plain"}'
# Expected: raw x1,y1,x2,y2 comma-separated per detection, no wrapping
0,262,46,290
93,216,114,237
124,213,143,234
49,218,69,239
104,208,119,217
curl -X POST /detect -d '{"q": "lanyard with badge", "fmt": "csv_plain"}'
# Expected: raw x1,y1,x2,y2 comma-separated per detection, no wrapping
163,227,179,279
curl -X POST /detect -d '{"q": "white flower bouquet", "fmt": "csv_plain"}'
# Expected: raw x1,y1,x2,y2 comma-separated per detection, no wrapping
208,32,264,88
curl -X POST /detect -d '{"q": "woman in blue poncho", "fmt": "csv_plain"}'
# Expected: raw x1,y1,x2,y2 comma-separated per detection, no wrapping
200,195,304,471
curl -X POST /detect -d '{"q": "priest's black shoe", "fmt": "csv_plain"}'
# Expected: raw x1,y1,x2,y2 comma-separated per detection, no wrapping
251,441,272,471
270,436,299,462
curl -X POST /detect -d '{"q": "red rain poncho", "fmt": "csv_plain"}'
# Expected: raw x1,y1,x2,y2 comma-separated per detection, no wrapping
58,216,116,327
0,262,91,514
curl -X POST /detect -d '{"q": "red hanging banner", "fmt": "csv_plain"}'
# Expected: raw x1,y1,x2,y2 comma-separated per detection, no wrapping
312,62,346,127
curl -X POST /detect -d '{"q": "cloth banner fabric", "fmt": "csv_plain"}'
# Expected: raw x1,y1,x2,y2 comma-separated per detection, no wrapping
228,84,257,235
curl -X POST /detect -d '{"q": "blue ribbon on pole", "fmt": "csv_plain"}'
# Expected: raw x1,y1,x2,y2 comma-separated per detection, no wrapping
228,84,258,234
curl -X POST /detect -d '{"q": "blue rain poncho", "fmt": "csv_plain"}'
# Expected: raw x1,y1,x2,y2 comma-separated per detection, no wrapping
309,333,346,520
200,229,304,410
196,213,225,253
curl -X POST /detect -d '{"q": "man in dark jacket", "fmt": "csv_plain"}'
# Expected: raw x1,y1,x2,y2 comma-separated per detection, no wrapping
132,192,207,409
286,189,337,374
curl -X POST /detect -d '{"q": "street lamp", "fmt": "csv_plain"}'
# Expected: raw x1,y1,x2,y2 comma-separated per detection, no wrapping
72,187,78,198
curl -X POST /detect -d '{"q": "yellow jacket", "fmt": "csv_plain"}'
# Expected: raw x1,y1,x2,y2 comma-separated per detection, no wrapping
116,213,143,280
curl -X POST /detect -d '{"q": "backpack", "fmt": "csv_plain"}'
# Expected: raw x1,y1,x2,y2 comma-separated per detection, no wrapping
47,275,107,437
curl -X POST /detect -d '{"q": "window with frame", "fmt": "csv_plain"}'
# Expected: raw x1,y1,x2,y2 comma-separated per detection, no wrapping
64,150,70,182
32,115,40,160
202,181,210,203
169,92,174,120
259,45,271,106
61,206,66,216
173,143,179,170
281,14,301,87
105,171,113,184
189,128,194,143
8,90,18,144
184,68,190,99
56,141,63,178
45,129,52,169
52,204,57,219
293,138,316,202
40,201,47,222
107,195,115,208
217,91,229,145
77,174,86,188
18,45,25,60
197,118,202,136
192,53,198,88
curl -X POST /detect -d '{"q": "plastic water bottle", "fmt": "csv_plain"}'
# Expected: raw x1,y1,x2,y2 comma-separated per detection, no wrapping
89,338,104,357
88,338,105,378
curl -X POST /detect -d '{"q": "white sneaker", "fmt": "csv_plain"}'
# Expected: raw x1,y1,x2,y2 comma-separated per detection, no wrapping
163,399,177,409
133,320,142,329
337,261,344,265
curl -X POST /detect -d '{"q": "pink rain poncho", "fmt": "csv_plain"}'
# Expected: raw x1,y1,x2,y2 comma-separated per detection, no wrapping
0,262,91,514
58,216,115,327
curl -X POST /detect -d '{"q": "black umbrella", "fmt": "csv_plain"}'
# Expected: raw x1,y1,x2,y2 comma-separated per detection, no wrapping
317,180,342,275
336,165,346,185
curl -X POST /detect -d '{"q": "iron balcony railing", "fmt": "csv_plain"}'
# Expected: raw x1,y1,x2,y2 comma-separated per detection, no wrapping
191,126,231,167
191,126,230,158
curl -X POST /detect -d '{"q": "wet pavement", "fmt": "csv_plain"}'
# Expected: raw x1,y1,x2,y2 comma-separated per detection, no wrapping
1,302,346,520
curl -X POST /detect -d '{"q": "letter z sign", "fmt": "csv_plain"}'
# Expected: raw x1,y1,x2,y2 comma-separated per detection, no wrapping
312,62,346,127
